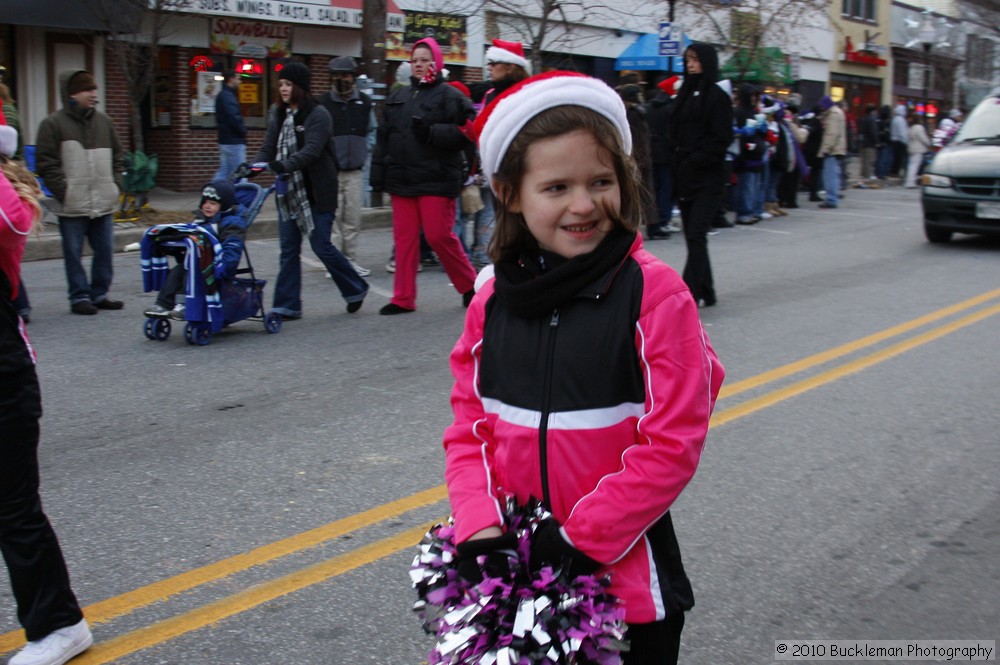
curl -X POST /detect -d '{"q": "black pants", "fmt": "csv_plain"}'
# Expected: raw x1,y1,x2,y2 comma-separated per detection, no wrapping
156,263,188,308
679,190,721,305
778,168,800,208
0,365,84,641
624,612,686,664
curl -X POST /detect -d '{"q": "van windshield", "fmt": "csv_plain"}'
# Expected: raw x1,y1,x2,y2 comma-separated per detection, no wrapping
953,96,1000,142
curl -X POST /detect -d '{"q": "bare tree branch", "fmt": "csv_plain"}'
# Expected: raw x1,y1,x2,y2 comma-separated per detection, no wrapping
80,0,188,153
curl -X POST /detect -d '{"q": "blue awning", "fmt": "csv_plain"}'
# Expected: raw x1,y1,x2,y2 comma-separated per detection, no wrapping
614,33,689,72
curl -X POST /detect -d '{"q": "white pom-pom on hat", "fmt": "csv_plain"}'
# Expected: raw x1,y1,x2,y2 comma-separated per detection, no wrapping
0,125,17,158
474,71,631,193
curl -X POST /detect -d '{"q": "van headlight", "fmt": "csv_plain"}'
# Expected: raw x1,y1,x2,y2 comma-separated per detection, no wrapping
921,173,953,188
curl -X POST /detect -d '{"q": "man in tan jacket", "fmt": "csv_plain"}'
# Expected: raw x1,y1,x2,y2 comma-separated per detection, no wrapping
818,95,846,209
36,70,125,315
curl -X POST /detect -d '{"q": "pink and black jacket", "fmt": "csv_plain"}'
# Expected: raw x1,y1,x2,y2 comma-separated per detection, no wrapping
444,232,724,623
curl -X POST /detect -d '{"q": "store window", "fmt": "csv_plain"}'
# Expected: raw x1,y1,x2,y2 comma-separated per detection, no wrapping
150,47,173,128
186,49,274,130
0,25,15,93
841,0,875,22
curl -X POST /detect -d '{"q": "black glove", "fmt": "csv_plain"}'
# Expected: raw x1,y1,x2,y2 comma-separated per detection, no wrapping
268,160,286,174
455,532,519,583
411,116,431,143
233,163,252,180
529,518,601,579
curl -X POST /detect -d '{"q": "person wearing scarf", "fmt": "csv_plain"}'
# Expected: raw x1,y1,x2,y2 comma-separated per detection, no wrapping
444,72,724,665
370,38,478,314
254,61,368,318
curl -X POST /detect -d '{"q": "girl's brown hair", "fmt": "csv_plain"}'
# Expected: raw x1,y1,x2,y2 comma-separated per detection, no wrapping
1,157,44,233
488,105,645,262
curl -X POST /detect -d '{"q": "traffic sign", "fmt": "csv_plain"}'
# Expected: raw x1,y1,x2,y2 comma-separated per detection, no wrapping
659,21,681,56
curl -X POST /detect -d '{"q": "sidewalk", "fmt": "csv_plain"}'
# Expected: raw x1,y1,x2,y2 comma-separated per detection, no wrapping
23,186,394,262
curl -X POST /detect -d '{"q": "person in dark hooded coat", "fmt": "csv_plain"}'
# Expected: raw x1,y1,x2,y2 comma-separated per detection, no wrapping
667,43,732,308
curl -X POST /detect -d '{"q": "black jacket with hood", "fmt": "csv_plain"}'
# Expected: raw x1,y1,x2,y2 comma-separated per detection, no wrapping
370,38,475,198
667,43,733,197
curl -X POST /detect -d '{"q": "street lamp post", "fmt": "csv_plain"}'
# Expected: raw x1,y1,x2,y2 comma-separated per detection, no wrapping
918,17,937,130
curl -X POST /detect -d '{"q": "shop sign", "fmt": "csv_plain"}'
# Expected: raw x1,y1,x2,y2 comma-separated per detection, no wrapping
180,0,404,31
211,18,291,58
238,84,259,104
386,12,468,64
197,71,222,112
840,35,887,66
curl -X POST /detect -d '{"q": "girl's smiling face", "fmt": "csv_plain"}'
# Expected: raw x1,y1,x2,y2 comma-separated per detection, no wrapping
513,129,620,259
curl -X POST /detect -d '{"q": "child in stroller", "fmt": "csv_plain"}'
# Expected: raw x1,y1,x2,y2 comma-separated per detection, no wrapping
143,180,247,319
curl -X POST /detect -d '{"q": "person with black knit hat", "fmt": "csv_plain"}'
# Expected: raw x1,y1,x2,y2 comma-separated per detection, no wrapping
254,60,368,318
143,179,248,319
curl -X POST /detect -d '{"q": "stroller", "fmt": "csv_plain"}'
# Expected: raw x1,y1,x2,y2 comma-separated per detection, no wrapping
115,150,158,223
140,180,281,345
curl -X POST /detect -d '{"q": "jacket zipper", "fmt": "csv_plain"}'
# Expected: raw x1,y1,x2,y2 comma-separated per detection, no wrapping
539,309,559,508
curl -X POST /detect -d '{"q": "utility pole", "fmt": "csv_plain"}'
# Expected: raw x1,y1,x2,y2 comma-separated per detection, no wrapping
361,0,387,206
361,0,387,92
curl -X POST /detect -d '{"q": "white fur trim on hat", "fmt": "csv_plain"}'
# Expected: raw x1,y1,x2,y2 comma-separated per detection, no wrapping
478,73,631,192
0,125,17,158
485,45,530,73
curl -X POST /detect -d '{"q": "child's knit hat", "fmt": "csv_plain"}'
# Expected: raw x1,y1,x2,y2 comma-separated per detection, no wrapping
200,180,236,212
474,71,631,191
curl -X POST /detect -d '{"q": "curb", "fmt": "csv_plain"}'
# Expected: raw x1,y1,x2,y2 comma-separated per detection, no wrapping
22,207,395,262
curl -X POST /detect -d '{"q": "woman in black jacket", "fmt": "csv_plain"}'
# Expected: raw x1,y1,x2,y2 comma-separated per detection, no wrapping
370,39,478,314
668,43,733,307
255,62,367,319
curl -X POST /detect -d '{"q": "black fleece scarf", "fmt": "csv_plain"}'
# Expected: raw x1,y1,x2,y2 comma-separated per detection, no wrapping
493,228,636,318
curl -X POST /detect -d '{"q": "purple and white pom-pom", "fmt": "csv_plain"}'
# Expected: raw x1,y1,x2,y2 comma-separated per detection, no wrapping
410,498,627,664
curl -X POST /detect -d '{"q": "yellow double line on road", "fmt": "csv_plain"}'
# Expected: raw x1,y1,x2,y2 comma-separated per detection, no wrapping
3,287,1000,663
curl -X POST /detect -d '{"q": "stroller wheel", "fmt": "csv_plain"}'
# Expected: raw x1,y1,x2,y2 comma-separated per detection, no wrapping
144,317,171,341
184,322,212,346
264,311,282,334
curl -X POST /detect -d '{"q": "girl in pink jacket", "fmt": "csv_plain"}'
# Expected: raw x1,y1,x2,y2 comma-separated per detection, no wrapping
443,72,724,664
1,140,94,665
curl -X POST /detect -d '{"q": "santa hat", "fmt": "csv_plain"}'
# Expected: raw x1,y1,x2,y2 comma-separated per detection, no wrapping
657,75,681,96
485,39,531,73
0,107,16,158
448,80,471,98
474,71,631,192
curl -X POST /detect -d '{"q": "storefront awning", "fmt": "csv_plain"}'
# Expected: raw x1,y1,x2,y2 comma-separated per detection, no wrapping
615,33,688,72
0,0,141,31
720,46,793,84
163,0,406,32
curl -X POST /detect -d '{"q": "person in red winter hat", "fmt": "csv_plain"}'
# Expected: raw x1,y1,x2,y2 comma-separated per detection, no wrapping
483,39,532,107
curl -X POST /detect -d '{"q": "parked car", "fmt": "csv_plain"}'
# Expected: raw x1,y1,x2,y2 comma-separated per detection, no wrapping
921,89,1000,243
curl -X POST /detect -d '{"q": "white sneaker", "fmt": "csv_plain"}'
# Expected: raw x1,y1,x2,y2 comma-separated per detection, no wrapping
349,261,372,277
760,212,774,220
168,304,186,321
10,619,93,665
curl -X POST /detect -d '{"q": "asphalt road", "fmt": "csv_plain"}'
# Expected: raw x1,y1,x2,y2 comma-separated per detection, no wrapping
2,185,998,664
